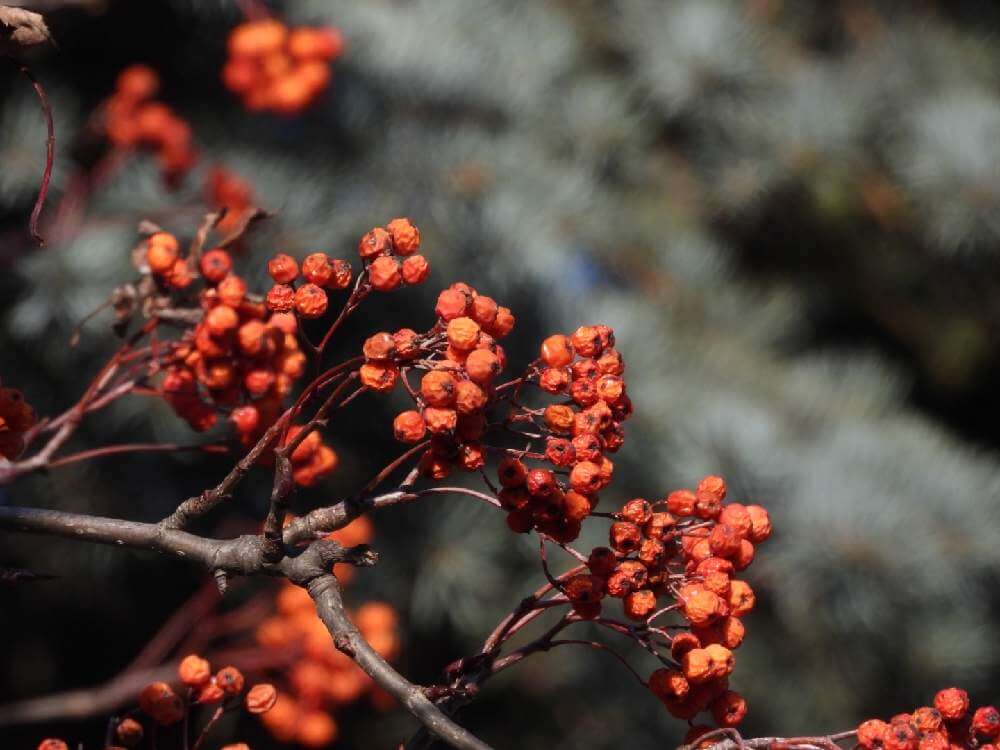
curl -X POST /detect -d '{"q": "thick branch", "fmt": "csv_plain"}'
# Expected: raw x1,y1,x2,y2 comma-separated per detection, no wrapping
285,549,490,750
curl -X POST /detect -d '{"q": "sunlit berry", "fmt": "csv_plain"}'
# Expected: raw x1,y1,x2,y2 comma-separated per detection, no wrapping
465,349,500,384
178,654,212,687
358,227,391,259
360,362,398,392
245,683,278,714
294,283,328,318
421,370,457,407
934,688,970,723
393,410,426,444
267,253,299,283
402,254,429,284
266,284,295,312
369,256,402,291
540,334,573,368
301,252,334,286
386,217,420,255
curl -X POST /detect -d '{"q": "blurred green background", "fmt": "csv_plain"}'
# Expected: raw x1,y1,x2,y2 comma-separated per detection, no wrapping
2,0,1000,748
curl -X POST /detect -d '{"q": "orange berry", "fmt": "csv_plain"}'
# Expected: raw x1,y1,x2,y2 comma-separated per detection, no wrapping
229,405,259,434
570,325,603,358
115,717,144,747
147,232,180,274
885,723,919,750
745,504,772,542
358,227,391,258
419,450,452,480
215,666,245,695
363,332,396,361
570,460,603,495
401,254,429,284
671,632,701,661
447,316,481,351
117,64,159,100
624,589,657,620
680,586,727,627
329,258,353,288
359,362,398,392
266,284,295,312
667,488,697,516
369,256,402,291
393,328,421,359
294,283,328,318
464,349,500,384
649,668,690,702
489,306,515,338
709,523,743,559
393,410,426,444
178,654,212,687
620,498,652,525
539,367,570,393
228,19,287,58
218,274,248,306
386,217,420,255
301,252,334,286
710,690,748,727
245,683,278,714
718,503,753,539
454,380,487,415
608,520,642,553
199,248,232,282
727,580,755,616
544,404,575,434
164,258,193,289
540,334,574,368
858,719,891,749
138,682,184,725
37,742,69,750
973,707,1000,739
934,688,970,722
422,407,457,435
267,253,299,283
421,370,457,407
435,288,469,321
205,304,239,337
297,710,338,748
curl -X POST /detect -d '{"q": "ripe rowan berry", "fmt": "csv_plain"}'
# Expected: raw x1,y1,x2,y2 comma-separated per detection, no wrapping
454,380,487,415
447,317,481,351
544,437,576,467
267,253,299,283
644,512,676,540
709,523,743,559
489,306,516,337
934,688,970,723
165,258,194,288
294,283,328,318
421,370,457,407
564,574,605,603
569,378,599,407
620,498,652,525
745,504,772,542
649,668,690,702
369,256,402,291
667,488,697,516
570,460,603,494
718,503,753,539
386,217,420,254
638,537,667,568
680,586,727,627
115,717,144,747
246,683,278,714
393,328,421,359
670,632,701,662
464,349,500,384
435,288,469,321
205,304,240,337
540,334,574,368
218,274,248,306
571,434,602,463
393,410,426,443
147,232,180,273
624,589,657,620
358,227,392,258
178,654,212,687
971,707,1000,739
360,362,398,392
422,407,457,435
586,546,617,577
401,254,430,284
542,404,574,434
139,682,185,725
329,258,353,289
858,719,891,749
885,722,919,750
363,332,396,361
229,405,260,434
710,690,748,727
727,580,755,616
216,666,245,695
37,742,68,750
526,467,557,497
596,347,624,375
695,615,745,650
539,367,570,394
300,252,333,286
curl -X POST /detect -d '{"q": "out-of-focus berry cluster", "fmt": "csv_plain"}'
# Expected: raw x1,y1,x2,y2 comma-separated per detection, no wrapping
495,325,628,542
223,19,344,115
256,518,398,747
0,381,36,461
103,65,197,185
205,165,256,235
856,689,999,750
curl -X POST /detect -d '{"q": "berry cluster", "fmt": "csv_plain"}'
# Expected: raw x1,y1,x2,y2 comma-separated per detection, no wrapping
0,381,36,461
368,283,514,478
356,217,430,291
857,689,999,750
561,477,770,726
223,19,344,115
37,656,277,750
255,519,398,747
104,65,197,184
264,250,353,318
495,325,629,541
